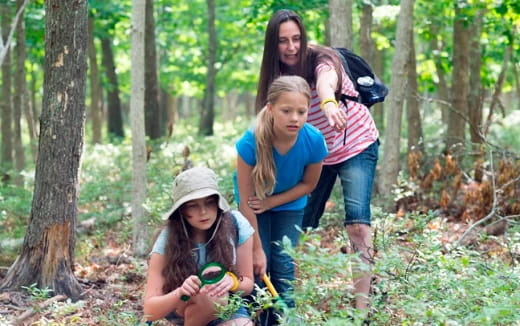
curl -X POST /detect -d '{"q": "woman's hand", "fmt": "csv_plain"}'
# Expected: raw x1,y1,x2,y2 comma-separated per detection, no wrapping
179,275,201,298
247,195,271,214
322,102,347,132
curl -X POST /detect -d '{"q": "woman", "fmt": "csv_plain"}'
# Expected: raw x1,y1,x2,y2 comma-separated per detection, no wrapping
255,9,380,312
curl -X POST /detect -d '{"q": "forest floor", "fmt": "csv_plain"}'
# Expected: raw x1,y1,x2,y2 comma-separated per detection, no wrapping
0,212,513,326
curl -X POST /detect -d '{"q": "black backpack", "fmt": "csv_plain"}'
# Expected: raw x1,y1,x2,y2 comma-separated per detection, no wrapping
333,47,388,108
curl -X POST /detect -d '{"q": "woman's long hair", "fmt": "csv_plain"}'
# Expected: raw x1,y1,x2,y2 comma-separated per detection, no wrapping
253,76,311,199
161,202,239,294
255,9,343,112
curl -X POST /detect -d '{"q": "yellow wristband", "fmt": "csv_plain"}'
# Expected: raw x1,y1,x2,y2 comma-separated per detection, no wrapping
320,98,338,110
227,272,239,292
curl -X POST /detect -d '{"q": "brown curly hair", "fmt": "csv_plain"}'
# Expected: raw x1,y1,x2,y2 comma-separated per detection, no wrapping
161,199,240,294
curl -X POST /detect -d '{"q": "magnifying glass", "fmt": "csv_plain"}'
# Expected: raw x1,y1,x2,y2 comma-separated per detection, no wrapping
181,262,226,301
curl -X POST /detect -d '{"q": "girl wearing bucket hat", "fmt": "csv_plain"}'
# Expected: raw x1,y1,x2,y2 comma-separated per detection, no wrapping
235,75,328,316
144,167,255,326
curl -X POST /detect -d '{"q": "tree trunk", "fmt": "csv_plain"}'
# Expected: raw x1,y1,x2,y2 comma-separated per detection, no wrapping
16,0,36,162
378,0,414,196
101,37,124,139
199,0,216,136
359,3,373,64
406,29,422,152
429,26,450,124
0,0,87,300
13,0,26,185
1,3,13,169
328,0,352,49
468,10,484,144
372,47,385,132
88,16,103,144
144,0,161,139
130,0,148,257
446,5,470,150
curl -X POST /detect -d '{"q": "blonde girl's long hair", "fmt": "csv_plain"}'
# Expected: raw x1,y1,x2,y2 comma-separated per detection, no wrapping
253,75,311,199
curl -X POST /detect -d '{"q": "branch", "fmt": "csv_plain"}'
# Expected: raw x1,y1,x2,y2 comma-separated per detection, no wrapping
14,294,67,325
0,0,30,65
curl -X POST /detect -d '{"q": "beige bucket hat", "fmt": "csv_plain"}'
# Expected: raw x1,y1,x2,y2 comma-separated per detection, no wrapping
162,167,231,220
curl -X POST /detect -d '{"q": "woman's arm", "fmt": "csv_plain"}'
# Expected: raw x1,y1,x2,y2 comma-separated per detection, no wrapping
316,65,347,131
248,162,323,214
236,156,267,276
143,253,198,321
233,236,255,295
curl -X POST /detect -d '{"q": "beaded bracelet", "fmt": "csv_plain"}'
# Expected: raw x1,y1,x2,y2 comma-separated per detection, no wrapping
227,272,239,292
320,98,338,110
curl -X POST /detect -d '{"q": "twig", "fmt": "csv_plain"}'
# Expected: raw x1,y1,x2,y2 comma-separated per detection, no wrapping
454,150,498,248
14,294,67,325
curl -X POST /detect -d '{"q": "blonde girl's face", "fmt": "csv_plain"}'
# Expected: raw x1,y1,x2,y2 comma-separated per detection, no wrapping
268,91,308,138
278,20,301,67
180,196,219,232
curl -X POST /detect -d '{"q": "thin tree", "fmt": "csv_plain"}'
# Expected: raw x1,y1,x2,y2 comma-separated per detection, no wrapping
328,0,352,49
130,0,148,257
406,30,422,153
446,3,470,149
1,2,13,169
101,37,124,139
88,15,103,144
144,0,161,139
198,0,216,136
0,0,88,300
378,0,415,195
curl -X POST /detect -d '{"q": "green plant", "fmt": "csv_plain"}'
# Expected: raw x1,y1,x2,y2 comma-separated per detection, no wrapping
21,283,53,300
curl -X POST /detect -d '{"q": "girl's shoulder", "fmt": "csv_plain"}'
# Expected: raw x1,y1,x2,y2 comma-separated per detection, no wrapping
302,123,325,139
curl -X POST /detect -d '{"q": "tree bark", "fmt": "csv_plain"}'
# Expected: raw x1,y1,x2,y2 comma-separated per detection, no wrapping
371,47,385,132
446,5,470,150
429,25,450,124
144,0,161,139
1,2,13,169
101,37,124,139
378,0,414,195
328,0,352,49
130,0,148,257
468,10,484,144
199,0,216,136
87,16,103,144
406,29,422,152
0,0,88,300
359,3,373,64
13,0,26,185
16,0,36,162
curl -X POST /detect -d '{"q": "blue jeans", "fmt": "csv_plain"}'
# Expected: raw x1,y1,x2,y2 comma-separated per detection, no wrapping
257,209,303,308
302,140,379,229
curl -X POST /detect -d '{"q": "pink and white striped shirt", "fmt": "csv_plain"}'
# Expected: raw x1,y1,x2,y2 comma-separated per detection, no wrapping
307,60,379,165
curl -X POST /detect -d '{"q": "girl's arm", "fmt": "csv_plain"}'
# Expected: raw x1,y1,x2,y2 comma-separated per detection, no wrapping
248,162,323,214
316,65,347,131
143,253,199,321
236,156,267,276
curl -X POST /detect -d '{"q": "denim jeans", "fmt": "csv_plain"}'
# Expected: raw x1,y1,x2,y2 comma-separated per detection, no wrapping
302,140,379,229
256,209,303,308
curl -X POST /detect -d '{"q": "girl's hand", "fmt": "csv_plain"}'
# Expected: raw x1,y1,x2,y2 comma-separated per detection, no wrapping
247,196,271,214
322,102,347,132
179,275,201,298
253,247,267,276
200,273,235,297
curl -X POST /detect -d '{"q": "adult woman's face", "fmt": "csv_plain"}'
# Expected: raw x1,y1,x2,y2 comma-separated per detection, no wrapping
278,20,301,67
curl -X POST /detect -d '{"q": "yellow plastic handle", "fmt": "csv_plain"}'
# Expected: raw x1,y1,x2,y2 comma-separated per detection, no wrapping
261,274,279,298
